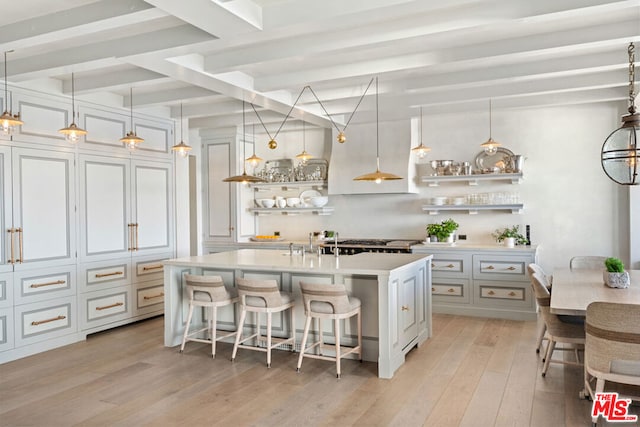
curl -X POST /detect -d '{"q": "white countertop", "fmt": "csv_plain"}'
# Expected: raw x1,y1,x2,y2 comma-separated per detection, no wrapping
165,249,431,275
411,242,539,253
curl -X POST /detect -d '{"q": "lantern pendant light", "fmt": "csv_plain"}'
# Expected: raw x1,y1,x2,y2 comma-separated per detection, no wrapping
480,99,501,155
171,102,192,158
245,123,263,168
353,77,403,183
58,72,87,143
120,87,144,151
223,100,266,183
601,42,640,185
1,51,23,136
295,120,313,163
411,106,431,160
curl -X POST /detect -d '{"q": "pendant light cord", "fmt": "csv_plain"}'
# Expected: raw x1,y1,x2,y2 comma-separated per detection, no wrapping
629,42,636,114
375,76,380,159
3,51,8,113
71,72,76,121
489,99,493,139
129,87,134,131
180,102,184,141
420,106,423,145
307,78,374,134
242,100,247,174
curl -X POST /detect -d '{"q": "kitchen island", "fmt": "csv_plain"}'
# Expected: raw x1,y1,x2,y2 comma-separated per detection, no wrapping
164,249,432,378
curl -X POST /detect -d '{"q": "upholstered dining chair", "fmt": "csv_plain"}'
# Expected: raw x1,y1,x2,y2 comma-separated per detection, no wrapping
569,256,607,271
527,263,552,354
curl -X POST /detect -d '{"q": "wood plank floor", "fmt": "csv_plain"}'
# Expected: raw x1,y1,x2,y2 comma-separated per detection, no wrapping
1,314,638,426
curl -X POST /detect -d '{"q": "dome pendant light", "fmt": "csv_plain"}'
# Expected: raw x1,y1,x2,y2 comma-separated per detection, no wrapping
295,120,313,163
120,87,144,151
171,102,192,158
601,42,640,185
480,99,501,155
245,124,263,169
1,51,23,136
223,100,266,183
353,77,403,183
411,106,431,160
59,72,87,143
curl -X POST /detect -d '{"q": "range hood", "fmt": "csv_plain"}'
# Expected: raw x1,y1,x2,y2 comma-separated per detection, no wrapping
328,118,418,194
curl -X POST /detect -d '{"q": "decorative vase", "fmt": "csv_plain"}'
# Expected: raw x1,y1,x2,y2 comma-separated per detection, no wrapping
504,237,515,248
445,234,454,243
603,271,630,288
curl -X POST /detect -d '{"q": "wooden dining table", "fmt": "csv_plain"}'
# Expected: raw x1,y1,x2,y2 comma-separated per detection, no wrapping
550,269,640,316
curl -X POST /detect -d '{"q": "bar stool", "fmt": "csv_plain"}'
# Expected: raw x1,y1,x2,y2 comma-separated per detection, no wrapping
180,274,238,358
231,277,295,368
296,282,362,378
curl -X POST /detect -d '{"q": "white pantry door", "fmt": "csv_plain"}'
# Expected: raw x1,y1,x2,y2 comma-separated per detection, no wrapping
0,146,12,273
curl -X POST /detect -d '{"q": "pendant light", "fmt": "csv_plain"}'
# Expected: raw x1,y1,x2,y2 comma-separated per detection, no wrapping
171,102,192,158
58,72,87,143
353,77,403,183
411,106,431,159
295,120,313,163
1,51,23,136
601,42,640,185
480,99,501,155
245,123,262,168
120,87,144,151
223,100,265,183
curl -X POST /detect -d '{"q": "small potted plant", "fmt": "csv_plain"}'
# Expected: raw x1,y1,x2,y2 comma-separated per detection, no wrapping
492,225,527,248
426,218,459,243
603,257,630,288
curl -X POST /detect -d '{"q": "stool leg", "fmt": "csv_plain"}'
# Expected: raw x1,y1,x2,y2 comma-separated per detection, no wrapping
318,318,323,356
266,312,272,368
231,307,247,362
290,305,296,352
357,309,362,362
211,306,218,358
180,303,195,353
335,317,341,379
297,314,312,372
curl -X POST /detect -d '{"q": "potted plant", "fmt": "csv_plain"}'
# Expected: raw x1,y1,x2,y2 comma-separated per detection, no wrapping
426,218,459,243
603,257,630,288
492,225,527,248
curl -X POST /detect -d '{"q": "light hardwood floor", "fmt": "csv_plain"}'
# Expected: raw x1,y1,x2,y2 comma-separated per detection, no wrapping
0,314,637,426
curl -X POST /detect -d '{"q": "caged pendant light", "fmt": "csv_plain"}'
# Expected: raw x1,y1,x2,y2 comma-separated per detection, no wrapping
1,51,23,136
353,77,403,183
171,102,192,158
120,87,144,151
223,100,265,183
59,72,87,143
601,42,640,185
480,99,501,155
410,106,431,160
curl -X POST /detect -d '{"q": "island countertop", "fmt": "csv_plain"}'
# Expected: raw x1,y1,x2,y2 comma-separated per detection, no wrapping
164,249,432,275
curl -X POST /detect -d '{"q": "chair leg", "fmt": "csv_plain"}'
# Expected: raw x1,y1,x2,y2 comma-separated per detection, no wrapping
536,323,547,353
266,312,272,368
231,308,247,362
335,317,341,379
542,339,556,377
180,304,195,353
318,318,323,356
210,306,218,358
592,378,606,424
357,309,362,362
297,315,312,372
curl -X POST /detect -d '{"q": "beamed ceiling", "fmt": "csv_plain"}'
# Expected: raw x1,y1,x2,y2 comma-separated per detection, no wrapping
1,0,639,132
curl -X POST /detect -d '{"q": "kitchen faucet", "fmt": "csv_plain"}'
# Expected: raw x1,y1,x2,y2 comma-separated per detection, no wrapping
334,232,339,257
308,232,314,253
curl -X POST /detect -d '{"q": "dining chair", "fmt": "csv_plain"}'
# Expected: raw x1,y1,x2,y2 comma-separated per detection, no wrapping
584,301,640,425
530,272,585,377
527,264,552,355
569,256,607,271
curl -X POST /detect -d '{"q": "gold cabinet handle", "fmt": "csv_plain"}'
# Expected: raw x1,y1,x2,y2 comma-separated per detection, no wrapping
401,305,409,311
485,265,495,270
95,271,124,278
96,302,124,311
142,264,163,271
30,279,65,289
507,266,516,271
431,263,435,268
18,227,23,263
143,292,164,300
508,291,517,297
446,264,455,268
448,288,455,293
488,290,495,295
7,228,14,264
431,287,435,292
31,315,66,326
128,223,134,251
134,223,139,251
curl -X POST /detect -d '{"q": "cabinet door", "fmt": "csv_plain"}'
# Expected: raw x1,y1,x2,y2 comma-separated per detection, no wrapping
398,274,419,350
203,141,235,241
131,160,173,256
0,146,12,273
78,155,132,262
12,148,76,271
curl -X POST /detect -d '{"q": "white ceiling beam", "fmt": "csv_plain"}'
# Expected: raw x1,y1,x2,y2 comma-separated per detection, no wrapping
190,110,287,129
125,86,219,107
62,68,168,94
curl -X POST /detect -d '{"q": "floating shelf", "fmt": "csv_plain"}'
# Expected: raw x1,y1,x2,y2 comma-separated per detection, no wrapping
421,173,523,187
248,207,334,216
250,180,327,192
421,204,524,215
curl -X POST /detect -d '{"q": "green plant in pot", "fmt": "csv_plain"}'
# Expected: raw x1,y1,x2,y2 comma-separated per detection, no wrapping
426,218,459,243
492,225,527,248
604,257,630,288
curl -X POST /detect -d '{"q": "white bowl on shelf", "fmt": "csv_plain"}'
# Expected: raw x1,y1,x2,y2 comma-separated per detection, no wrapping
258,198,275,208
286,197,301,207
309,196,328,207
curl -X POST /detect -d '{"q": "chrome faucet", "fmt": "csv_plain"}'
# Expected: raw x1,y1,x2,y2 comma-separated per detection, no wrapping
308,232,314,253
334,232,339,257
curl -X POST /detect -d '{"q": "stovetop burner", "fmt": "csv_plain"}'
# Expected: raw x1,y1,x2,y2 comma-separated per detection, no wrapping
338,239,392,246
320,238,421,255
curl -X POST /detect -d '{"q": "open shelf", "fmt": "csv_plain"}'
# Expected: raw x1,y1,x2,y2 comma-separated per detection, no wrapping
421,204,524,215
250,180,327,192
421,173,523,187
248,207,334,216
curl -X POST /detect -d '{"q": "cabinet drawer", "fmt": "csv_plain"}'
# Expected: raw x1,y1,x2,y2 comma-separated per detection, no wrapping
14,267,76,304
474,280,534,311
0,307,14,352
136,281,164,315
430,253,471,279
431,278,470,304
80,286,132,329
79,260,130,292
0,273,12,308
473,254,532,282
432,283,463,296
134,255,171,283
14,296,77,347
480,286,524,300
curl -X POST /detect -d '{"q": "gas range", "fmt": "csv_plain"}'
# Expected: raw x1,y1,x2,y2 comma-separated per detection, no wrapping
320,238,421,255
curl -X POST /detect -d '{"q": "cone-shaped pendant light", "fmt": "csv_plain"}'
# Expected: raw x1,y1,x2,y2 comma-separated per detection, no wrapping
223,100,265,183
480,99,501,155
246,123,262,168
171,102,192,158
59,72,87,143
410,106,431,159
353,77,402,183
295,120,313,162
120,87,143,150
1,51,23,136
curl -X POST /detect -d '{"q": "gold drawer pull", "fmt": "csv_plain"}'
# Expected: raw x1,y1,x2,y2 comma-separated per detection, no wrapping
96,302,124,311
31,315,66,326
401,305,409,311
95,271,124,278
508,291,517,297
142,264,163,271
431,263,435,268
485,265,495,270
488,290,496,295
143,292,164,300
448,288,456,293
507,266,516,271
445,264,455,268
431,287,435,292
30,279,66,289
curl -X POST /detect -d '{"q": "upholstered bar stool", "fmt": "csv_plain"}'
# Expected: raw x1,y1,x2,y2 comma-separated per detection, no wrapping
180,274,238,358
231,277,295,368
296,282,362,379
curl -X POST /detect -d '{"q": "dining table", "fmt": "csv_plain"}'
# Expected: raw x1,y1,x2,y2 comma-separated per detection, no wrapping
550,268,640,316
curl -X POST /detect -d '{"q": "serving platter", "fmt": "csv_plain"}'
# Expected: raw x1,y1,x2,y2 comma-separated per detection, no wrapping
300,189,322,206
474,147,514,170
